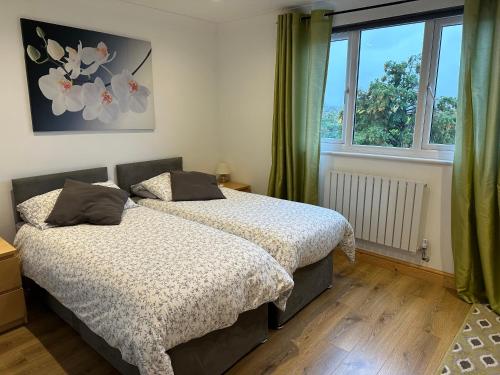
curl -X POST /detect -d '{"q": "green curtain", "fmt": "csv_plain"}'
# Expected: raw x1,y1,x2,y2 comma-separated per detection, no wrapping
452,0,500,313
267,10,333,205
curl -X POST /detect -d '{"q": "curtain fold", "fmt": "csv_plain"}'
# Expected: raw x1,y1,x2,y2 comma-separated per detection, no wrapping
268,10,333,205
452,0,500,313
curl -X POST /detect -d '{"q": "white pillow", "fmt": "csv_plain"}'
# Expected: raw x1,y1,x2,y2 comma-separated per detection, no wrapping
17,180,137,230
17,189,62,230
140,173,172,201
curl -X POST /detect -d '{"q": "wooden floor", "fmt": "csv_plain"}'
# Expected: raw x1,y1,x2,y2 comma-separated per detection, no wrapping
0,252,469,375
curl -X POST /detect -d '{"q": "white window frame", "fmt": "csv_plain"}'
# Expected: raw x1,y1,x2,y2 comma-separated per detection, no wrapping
321,15,463,162
321,32,351,145
421,15,463,151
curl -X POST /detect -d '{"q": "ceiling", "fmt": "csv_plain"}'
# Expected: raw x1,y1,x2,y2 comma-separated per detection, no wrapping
121,0,395,23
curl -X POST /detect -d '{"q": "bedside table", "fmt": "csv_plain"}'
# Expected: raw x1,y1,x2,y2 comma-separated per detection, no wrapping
0,237,27,333
220,181,251,193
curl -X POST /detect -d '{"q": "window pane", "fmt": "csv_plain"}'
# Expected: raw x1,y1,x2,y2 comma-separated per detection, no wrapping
353,23,425,148
321,39,348,141
430,24,462,145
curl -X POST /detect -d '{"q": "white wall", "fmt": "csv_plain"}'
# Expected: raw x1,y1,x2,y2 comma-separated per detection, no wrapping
216,12,279,194
0,0,220,241
216,0,463,273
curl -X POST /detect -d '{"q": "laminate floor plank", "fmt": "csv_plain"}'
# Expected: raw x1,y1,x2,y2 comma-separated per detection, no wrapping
0,251,469,375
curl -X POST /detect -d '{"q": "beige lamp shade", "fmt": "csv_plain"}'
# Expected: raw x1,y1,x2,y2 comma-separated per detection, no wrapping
216,162,231,175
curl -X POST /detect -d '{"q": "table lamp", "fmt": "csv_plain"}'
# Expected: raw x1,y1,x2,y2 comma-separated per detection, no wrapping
216,162,231,183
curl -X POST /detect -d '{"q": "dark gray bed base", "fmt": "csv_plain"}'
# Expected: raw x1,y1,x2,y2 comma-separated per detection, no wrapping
269,252,332,328
12,166,268,375
114,157,334,329
24,278,267,375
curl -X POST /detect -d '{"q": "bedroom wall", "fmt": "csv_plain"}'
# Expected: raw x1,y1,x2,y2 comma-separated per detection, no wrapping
0,0,220,241
216,0,463,273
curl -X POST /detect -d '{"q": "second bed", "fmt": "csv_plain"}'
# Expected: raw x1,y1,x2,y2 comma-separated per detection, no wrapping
116,157,355,327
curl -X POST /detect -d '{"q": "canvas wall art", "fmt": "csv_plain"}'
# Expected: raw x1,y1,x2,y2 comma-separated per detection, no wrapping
20,18,155,132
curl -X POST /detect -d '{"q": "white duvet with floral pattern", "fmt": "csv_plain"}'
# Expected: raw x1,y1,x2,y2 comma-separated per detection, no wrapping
15,207,293,375
139,188,355,275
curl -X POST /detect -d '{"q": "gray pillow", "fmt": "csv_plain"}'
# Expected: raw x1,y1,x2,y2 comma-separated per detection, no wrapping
131,183,159,199
17,180,136,230
46,179,129,227
95,181,138,209
170,171,225,201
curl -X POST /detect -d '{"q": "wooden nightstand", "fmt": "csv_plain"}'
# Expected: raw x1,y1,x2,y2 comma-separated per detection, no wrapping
220,181,251,193
0,238,27,333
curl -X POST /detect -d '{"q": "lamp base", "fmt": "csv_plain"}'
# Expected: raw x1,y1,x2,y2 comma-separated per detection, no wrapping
218,174,230,183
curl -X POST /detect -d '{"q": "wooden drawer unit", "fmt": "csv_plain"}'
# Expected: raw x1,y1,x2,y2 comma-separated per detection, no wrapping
0,238,26,333
0,289,26,330
0,256,21,293
220,181,251,193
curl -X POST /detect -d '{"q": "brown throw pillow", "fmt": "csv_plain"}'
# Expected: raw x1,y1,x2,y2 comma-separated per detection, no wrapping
46,179,129,227
170,171,225,201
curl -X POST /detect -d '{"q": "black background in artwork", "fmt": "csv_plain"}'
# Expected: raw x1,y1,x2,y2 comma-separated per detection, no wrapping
20,18,152,132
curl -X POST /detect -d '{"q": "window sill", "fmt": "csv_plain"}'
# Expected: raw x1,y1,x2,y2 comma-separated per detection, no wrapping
320,150,453,166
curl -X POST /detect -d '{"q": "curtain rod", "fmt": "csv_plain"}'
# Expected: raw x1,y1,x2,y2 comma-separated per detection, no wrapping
300,0,421,19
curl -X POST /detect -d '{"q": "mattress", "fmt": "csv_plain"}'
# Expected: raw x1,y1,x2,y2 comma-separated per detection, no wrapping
14,206,293,375
139,188,355,275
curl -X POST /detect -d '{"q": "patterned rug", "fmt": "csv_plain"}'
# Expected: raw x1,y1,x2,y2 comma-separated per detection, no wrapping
438,304,500,374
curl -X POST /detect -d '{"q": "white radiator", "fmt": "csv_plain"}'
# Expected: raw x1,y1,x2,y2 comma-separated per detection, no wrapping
324,171,427,253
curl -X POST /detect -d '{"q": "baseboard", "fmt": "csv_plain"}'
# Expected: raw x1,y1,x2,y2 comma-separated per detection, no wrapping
355,248,456,289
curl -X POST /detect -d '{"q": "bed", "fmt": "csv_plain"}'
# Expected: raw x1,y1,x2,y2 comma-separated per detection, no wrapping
11,168,294,375
116,158,355,327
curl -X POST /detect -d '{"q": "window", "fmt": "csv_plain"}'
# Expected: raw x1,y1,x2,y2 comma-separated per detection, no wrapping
426,22,463,146
321,14,463,161
321,37,349,142
354,22,425,148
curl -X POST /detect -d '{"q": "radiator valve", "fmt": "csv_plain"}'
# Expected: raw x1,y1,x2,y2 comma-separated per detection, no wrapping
421,239,430,262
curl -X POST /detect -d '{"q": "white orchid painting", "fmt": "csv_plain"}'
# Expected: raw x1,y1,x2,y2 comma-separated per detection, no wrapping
21,19,155,131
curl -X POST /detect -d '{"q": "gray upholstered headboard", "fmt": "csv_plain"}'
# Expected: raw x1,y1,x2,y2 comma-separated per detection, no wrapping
115,157,183,193
11,167,108,224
